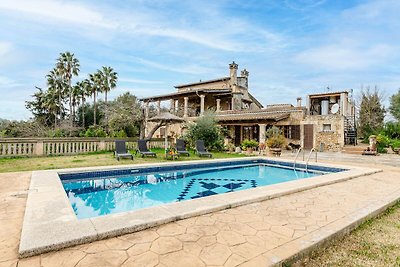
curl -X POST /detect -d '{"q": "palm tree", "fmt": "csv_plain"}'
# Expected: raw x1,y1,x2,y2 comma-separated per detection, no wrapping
72,82,83,125
99,66,118,128
76,79,92,128
89,72,102,126
57,52,80,127
46,68,65,127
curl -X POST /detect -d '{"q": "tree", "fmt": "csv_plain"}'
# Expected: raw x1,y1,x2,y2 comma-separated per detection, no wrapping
107,92,142,137
99,66,118,129
89,71,102,125
358,87,386,138
25,87,55,126
75,79,92,128
46,68,66,126
389,89,400,121
57,52,80,127
183,112,224,150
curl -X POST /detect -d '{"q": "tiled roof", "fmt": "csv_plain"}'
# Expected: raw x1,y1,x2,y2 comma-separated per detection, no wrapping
174,77,230,88
215,109,292,122
139,89,231,101
309,91,348,97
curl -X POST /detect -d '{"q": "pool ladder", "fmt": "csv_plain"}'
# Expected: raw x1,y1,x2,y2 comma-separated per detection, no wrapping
293,147,303,171
293,147,318,171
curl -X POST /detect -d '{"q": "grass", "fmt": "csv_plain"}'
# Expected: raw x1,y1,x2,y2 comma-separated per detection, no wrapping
300,201,400,267
0,148,249,173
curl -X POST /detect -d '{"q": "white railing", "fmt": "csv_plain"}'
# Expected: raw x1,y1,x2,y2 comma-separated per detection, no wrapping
0,138,168,157
305,148,318,171
293,147,303,171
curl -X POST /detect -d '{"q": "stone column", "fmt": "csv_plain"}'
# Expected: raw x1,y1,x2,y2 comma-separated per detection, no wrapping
35,140,44,156
200,95,205,115
170,99,175,112
340,92,348,116
175,99,179,112
296,97,302,107
144,102,149,136
99,140,106,150
157,100,161,114
144,102,149,120
216,99,221,112
259,124,266,144
184,97,189,118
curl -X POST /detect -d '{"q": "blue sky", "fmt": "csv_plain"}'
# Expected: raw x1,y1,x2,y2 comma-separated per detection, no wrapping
0,0,399,120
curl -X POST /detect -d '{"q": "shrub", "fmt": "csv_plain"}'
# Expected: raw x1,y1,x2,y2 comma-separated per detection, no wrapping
47,128,66,137
382,122,400,139
84,126,107,137
266,126,286,149
390,139,400,149
376,134,390,153
241,139,259,150
183,112,224,151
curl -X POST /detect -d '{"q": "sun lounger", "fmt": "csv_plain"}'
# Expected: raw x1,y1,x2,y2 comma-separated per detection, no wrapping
176,139,190,156
195,140,212,158
115,140,133,161
137,140,157,157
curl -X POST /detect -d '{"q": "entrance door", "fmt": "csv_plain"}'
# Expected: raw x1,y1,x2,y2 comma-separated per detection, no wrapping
303,124,314,149
234,126,241,146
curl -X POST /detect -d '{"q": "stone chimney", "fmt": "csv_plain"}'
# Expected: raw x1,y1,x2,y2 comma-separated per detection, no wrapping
241,68,249,78
241,69,249,88
296,97,302,107
229,61,238,87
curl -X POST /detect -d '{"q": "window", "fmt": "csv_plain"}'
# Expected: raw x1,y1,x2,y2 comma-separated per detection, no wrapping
291,125,300,140
281,125,300,140
323,124,331,131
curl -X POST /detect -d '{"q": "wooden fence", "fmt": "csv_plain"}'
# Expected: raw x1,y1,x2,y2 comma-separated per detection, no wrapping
0,138,170,157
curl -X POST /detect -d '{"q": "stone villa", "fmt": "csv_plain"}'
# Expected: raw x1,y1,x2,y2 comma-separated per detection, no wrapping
140,62,356,151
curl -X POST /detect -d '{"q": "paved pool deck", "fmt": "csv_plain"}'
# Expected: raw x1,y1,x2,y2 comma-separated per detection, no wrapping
1,154,400,267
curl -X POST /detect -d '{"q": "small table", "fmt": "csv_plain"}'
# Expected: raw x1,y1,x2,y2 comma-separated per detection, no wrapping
165,153,179,160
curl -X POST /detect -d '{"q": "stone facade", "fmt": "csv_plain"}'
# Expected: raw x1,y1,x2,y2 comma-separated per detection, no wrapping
302,115,344,152
141,63,354,151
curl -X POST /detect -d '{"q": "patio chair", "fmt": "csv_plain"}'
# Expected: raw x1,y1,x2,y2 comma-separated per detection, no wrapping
195,140,212,158
115,140,133,161
137,139,157,158
176,139,190,157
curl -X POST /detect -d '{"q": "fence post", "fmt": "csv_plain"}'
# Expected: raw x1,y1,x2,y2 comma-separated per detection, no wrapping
35,140,44,156
99,140,106,151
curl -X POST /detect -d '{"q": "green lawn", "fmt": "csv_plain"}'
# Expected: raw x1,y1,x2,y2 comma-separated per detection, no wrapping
0,149,249,173
300,201,400,267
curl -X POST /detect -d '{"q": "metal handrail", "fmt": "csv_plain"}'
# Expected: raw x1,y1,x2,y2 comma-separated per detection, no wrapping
293,147,303,171
305,148,318,171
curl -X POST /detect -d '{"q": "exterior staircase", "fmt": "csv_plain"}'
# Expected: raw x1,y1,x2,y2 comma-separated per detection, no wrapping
344,116,357,145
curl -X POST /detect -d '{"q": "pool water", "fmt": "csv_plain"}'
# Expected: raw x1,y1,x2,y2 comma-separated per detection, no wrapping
61,163,322,219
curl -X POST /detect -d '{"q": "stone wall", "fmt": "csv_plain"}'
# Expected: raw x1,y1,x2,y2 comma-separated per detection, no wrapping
302,115,344,152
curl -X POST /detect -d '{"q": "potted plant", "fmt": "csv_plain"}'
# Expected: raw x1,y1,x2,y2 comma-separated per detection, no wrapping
225,143,235,153
241,139,259,154
165,147,178,160
266,127,286,156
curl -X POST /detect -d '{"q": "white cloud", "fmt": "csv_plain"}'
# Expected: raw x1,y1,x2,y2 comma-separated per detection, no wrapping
0,75,22,88
119,78,164,85
295,43,394,71
0,0,117,29
0,42,12,57
284,0,327,11
136,58,217,75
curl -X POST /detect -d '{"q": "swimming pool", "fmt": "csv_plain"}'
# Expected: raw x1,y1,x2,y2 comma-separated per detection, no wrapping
60,159,344,219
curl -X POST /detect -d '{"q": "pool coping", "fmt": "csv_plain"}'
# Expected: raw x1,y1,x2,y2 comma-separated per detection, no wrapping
19,157,382,258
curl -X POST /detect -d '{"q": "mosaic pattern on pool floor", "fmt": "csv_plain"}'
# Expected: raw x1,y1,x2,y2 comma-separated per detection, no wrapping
62,164,319,219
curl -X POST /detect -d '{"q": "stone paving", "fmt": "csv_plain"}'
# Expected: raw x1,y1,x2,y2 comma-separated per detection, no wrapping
1,159,400,266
